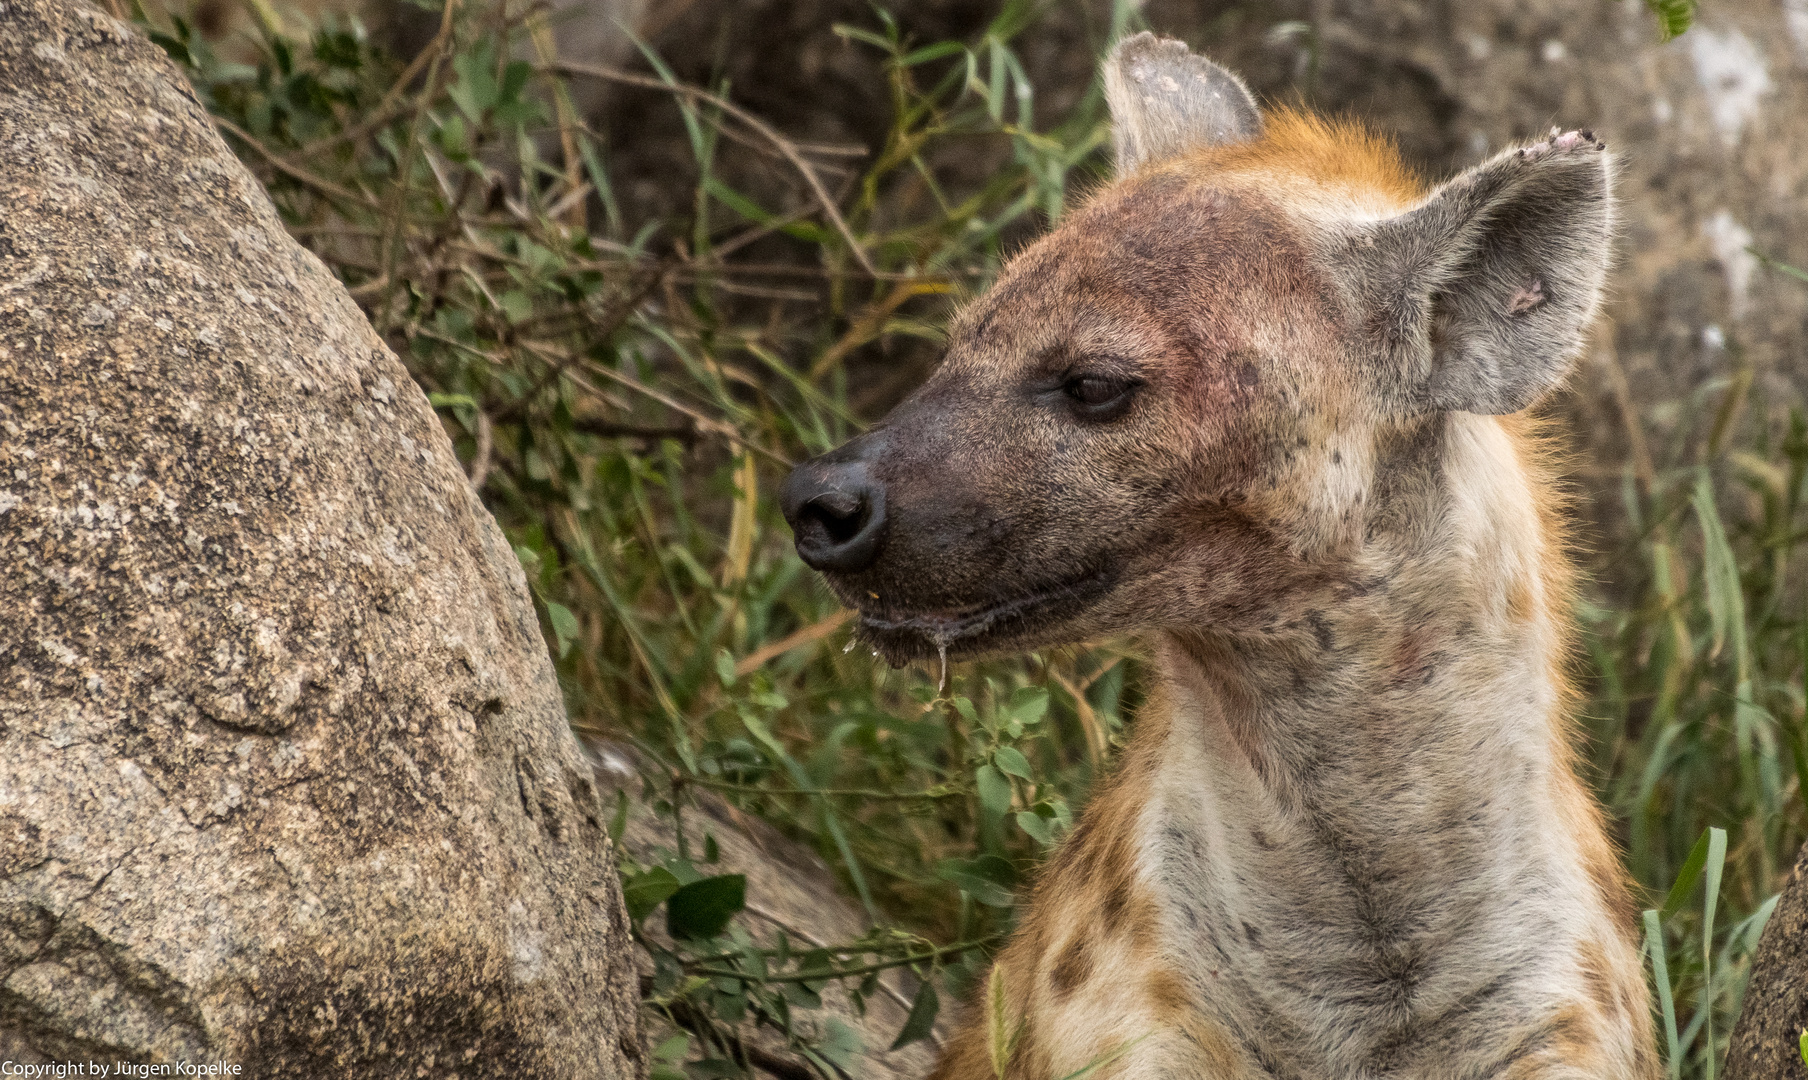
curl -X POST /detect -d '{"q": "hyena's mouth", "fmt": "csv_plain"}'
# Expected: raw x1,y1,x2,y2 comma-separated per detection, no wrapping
853,567,1114,666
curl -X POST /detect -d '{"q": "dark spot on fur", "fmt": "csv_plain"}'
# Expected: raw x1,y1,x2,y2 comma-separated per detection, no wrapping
1101,880,1131,928
1305,611,1333,651
1049,937,1093,998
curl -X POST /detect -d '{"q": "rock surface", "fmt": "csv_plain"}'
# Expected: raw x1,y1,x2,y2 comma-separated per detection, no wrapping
0,1,642,1075
1726,839,1808,1079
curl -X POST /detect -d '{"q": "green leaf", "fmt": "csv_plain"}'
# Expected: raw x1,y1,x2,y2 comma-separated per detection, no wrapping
818,1017,864,1072
1754,888,1782,940
703,176,775,224
975,764,1013,815
1660,827,1715,921
500,289,534,325
607,789,628,844
437,112,468,158
890,979,941,1050
450,43,498,121
622,867,681,922
993,746,1033,780
901,40,966,66
1799,1028,1807,1067
665,873,746,940
651,1033,691,1064
1015,810,1053,845
831,22,895,50
936,857,1015,908
1693,467,1746,677
1645,0,1696,40
497,59,533,108
1792,732,1808,832
545,601,580,658
734,939,770,982
1009,685,1049,725
148,29,194,66
427,392,477,409
714,647,736,687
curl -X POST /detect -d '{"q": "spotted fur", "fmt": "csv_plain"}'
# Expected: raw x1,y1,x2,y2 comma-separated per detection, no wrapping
786,32,1657,1080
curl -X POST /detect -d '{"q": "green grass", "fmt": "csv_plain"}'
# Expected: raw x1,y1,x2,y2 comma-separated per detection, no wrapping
139,0,1803,1074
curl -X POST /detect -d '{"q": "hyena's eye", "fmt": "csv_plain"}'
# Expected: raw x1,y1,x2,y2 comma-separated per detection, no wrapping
1063,374,1140,419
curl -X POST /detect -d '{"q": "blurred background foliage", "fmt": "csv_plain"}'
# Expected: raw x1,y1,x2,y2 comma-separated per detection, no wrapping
127,0,1804,1073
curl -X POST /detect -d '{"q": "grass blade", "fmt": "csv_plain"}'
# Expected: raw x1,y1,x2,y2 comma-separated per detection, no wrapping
987,965,1013,1078
1693,468,1746,674
1700,825,1727,1079
1644,908,1681,1074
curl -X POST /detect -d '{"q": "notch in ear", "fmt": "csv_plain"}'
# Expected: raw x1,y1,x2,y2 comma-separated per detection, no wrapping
1352,130,1614,416
1104,32,1261,175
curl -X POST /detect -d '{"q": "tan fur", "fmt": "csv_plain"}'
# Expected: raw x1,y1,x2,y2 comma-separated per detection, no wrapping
1173,107,1430,218
920,125,1652,1080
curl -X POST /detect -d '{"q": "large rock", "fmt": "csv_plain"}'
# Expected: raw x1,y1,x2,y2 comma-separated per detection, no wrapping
0,1,642,1075
1726,840,1808,1078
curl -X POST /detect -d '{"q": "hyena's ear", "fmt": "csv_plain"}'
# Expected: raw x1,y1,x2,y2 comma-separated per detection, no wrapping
1350,130,1614,416
1104,32,1260,174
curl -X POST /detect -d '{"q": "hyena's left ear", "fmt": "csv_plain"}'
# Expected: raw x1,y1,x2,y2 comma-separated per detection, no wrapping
1104,32,1260,174
1348,130,1614,416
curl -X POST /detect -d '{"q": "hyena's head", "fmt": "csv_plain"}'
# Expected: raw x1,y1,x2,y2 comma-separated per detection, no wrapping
781,32,1612,666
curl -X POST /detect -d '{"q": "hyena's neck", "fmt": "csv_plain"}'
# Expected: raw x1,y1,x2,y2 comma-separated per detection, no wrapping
1135,414,1647,1074
1161,414,1566,852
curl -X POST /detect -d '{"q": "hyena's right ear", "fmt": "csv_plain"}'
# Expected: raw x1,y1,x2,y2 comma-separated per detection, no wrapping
1343,130,1614,416
1104,32,1261,175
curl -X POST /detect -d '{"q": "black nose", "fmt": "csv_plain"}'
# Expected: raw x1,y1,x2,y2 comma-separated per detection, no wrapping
780,457,887,574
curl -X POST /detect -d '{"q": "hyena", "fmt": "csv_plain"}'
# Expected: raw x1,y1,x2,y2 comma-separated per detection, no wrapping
779,33,1658,1080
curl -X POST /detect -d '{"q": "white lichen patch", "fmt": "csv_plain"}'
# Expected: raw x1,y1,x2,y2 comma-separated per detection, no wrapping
1688,25,1772,146
1700,208,1757,320
507,899,548,984
1787,0,1808,65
